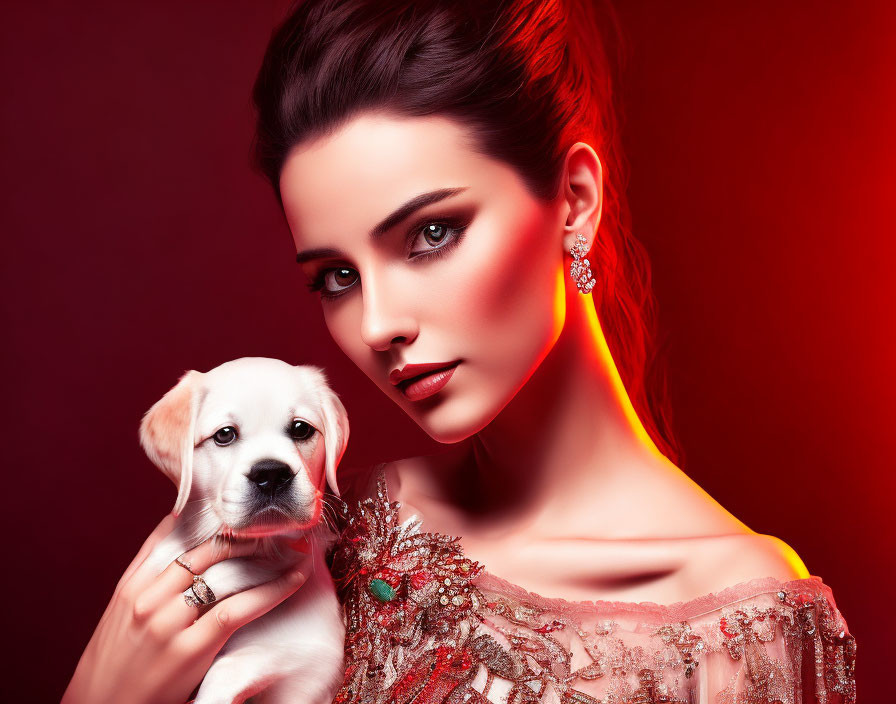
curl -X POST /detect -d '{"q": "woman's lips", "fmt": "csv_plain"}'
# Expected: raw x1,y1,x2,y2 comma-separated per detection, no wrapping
396,361,461,401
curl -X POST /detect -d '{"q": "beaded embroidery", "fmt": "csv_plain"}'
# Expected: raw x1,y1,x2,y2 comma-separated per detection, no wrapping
328,467,857,704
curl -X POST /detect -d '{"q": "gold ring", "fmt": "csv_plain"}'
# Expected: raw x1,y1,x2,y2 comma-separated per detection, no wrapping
175,556,196,575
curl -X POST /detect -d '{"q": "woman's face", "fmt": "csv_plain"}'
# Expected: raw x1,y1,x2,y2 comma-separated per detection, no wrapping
280,112,568,443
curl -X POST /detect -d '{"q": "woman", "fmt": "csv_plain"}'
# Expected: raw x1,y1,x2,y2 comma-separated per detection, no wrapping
64,1,857,702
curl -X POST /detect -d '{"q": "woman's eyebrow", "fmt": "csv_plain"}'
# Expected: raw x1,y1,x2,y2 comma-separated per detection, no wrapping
295,247,345,264
369,186,468,239
295,186,468,264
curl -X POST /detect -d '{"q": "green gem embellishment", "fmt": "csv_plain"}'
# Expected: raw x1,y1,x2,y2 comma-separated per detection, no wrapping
369,578,396,602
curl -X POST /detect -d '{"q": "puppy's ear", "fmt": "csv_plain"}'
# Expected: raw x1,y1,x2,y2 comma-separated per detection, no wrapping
139,370,203,516
318,386,350,498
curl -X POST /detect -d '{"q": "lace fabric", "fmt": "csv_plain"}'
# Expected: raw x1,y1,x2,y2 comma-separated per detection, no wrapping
328,465,857,704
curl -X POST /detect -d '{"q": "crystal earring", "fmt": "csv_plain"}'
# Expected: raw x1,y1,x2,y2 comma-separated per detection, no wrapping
569,232,596,294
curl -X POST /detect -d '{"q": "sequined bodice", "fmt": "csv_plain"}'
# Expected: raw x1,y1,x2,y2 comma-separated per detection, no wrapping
328,465,857,704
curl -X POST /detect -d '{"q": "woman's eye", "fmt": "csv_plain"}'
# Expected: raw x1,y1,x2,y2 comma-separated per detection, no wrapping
323,267,358,293
288,419,315,441
306,266,359,297
305,217,468,299
213,426,237,446
408,222,463,257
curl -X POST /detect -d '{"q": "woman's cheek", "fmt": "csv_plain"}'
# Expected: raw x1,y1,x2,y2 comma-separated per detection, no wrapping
463,207,560,376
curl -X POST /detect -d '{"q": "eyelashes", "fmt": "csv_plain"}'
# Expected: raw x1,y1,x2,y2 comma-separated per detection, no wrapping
305,215,469,300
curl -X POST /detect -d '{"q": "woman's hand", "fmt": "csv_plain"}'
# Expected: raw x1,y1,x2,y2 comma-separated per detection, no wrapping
62,513,308,704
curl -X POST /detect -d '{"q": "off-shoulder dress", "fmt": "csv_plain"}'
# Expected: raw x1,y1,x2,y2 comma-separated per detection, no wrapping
327,464,857,704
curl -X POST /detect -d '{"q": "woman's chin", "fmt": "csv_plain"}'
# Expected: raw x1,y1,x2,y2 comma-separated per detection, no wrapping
426,425,477,445
405,396,492,444
382,365,510,443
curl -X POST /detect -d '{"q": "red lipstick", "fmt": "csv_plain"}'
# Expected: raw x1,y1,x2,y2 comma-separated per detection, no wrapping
390,361,461,401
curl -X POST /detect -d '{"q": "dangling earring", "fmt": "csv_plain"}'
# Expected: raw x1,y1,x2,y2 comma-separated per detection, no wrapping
569,232,596,294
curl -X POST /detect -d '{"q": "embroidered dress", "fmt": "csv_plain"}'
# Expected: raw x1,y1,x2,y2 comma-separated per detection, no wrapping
328,465,856,704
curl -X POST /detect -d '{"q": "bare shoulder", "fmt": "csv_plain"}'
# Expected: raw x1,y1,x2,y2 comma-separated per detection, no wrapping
680,531,811,596
635,458,810,589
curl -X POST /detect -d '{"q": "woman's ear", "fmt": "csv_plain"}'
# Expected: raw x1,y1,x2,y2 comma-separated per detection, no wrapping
560,141,603,256
317,386,350,499
138,370,203,516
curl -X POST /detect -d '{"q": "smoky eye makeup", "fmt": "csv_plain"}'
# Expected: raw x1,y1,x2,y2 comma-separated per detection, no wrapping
406,213,469,258
304,211,472,300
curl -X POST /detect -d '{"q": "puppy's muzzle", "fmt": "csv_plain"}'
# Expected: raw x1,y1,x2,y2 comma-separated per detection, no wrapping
247,458,295,498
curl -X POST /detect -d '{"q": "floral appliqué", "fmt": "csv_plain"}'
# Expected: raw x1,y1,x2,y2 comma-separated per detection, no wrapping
329,472,488,703
327,467,857,704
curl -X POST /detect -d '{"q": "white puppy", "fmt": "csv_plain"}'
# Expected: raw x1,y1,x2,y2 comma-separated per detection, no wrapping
139,357,348,704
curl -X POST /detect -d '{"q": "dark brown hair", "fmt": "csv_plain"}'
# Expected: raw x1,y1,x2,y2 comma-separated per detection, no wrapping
252,0,683,466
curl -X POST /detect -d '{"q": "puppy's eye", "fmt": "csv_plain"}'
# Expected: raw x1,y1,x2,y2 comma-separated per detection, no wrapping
288,419,315,441
213,427,237,446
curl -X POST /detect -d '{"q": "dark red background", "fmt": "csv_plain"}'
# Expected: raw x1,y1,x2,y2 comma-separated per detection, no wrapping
2,2,891,700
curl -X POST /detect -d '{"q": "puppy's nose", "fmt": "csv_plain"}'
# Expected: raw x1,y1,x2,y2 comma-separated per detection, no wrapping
247,459,294,497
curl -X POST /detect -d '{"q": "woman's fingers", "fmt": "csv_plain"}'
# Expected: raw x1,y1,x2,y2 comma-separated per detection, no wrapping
157,540,298,636
136,535,262,619
178,535,262,577
185,564,308,649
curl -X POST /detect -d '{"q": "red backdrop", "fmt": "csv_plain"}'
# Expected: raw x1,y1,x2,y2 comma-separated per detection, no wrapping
2,1,890,700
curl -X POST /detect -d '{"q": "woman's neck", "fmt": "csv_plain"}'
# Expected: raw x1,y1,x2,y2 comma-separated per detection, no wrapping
417,286,682,541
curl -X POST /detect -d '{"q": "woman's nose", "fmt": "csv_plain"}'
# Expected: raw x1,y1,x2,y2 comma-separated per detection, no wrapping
359,270,418,352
